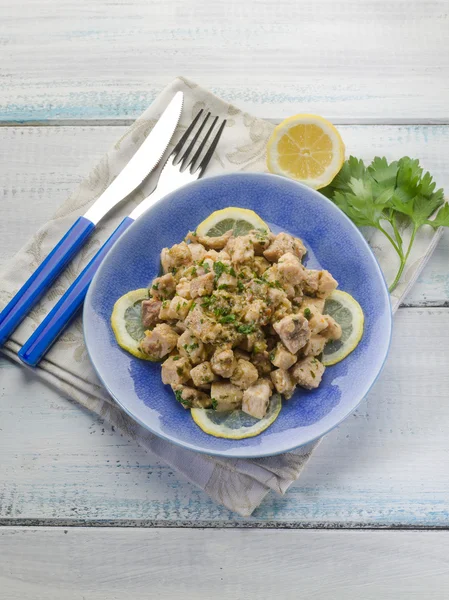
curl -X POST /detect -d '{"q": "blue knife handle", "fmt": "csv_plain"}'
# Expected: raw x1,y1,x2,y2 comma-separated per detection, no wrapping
19,217,134,366
0,216,95,346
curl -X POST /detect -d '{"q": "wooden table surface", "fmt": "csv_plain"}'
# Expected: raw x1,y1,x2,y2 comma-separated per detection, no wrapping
1,1,449,597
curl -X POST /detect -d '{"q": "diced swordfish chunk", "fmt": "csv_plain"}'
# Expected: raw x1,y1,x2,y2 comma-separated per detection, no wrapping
270,368,296,400
140,324,178,359
303,269,338,298
171,384,211,409
230,359,259,390
184,305,223,344
270,342,297,370
277,252,305,285
189,361,218,387
188,243,207,262
161,356,192,385
160,242,192,273
177,330,207,365
246,229,274,255
176,277,192,299
321,315,342,340
273,314,310,354
210,347,237,378
149,273,176,299
226,236,255,264
190,272,215,298
210,381,243,411
291,356,325,389
141,299,161,329
263,232,306,263
167,296,193,320
242,378,272,420
197,230,233,250
302,334,327,357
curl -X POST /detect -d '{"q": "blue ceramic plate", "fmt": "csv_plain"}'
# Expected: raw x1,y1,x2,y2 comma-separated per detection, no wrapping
84,173,392,458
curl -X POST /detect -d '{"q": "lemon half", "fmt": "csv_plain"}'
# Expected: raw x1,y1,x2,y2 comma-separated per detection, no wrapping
322,290,364,366
191,393,282,439
111,288,155,360
196,207,270,238
267,114,345,189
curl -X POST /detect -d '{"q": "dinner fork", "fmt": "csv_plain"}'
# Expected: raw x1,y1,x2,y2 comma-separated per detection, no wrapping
19,110,227,366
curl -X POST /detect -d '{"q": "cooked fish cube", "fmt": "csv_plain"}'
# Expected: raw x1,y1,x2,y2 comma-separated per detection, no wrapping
273,314,310,354
291,356,325,389
176,277,192,299
210,381,243,411
172,384,212,409
161,356,192,385
227,236,255,264
141,299,161,329
177,330,207,365
210,347,237,378
270,368,296,399
190,361,218,387
190,272,215,298
140,324,178,359
321,315,342,340
230,359,259,390
270,342,297,370
167,296,193,320
303,334,327,357
263,232,306,262
149,273,176,299
277,252,305,285
242,379,272,419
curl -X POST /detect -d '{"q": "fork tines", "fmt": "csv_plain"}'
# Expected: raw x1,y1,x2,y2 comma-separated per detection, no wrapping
172,110,226,176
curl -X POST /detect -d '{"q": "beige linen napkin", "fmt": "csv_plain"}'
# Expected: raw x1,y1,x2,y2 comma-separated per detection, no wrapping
0,77,442,516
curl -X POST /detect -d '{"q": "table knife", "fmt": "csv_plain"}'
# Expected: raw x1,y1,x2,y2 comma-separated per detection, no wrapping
0,91,183,346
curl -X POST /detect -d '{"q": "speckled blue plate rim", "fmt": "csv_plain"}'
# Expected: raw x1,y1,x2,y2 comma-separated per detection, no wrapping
83,172,393,459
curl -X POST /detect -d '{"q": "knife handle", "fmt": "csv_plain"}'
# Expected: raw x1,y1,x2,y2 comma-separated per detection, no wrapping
0,216,96,346
19,217,134,366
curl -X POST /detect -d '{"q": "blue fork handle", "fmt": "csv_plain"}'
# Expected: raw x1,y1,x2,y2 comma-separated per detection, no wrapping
0,216,95,346
19,217,134,366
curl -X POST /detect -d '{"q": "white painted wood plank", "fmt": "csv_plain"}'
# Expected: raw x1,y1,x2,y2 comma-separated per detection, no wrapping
0,124,448,303
1,528,449,599
1,0,448,121
1,308,448,525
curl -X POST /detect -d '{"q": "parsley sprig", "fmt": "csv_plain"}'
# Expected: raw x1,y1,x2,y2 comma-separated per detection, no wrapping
321,156,447,292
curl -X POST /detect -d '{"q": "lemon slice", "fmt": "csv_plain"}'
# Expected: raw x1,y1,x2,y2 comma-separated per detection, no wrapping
266,114,345,189
322,290,364,366
111,288,156,360
196,207,270,238
191,394,282,439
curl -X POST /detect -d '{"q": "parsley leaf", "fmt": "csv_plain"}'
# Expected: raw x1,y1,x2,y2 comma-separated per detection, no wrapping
321,155,446,292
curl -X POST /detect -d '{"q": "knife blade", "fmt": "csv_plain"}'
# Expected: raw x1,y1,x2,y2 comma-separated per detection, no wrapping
0,91,184,346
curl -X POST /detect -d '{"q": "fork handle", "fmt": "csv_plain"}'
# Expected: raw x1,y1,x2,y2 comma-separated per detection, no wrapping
19,217,134,366
0,216,96,346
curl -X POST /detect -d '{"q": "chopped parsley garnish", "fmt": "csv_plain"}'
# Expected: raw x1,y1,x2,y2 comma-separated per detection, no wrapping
236,323,256,334
217,284,229,290
219,313,236,324
189,302,196,312
304,307,312,320
201,295,216,308
170,267,177,275
211,398,218,410
176,302,181,312
269,351,276,361
183,342,199,352
173,356,181,361
152,283,159,290
229,267,237,277
174,389,193,408
176,367,184,376
203,262,210,273
237,280,244,293
213,261,227,279
191,267,197,276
